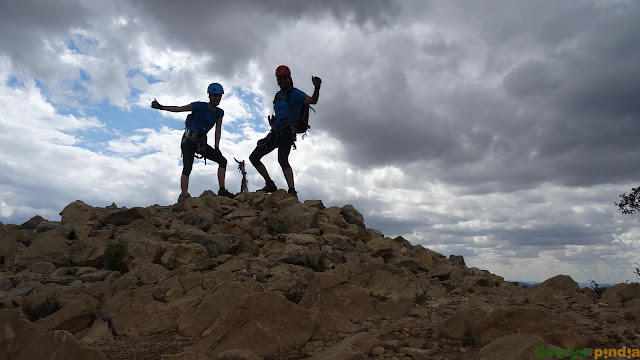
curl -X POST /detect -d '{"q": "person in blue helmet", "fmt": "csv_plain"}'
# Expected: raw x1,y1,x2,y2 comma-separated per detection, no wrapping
249,65,321,198
151,83,236,199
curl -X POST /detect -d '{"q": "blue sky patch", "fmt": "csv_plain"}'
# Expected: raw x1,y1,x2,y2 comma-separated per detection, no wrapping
65,33,99,54
5,75,21,89
127,68,161,84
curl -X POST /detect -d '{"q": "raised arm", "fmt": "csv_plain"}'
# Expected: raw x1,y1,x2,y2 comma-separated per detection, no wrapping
151,98,193,112
304,76,322,105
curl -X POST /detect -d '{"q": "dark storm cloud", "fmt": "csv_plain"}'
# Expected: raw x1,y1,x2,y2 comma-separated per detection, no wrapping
302,1,640,194
0,1,92,80
125,0,401,75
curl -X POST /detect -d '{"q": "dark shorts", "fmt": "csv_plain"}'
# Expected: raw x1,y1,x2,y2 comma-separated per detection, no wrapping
181,139,227,176
249,127,296,170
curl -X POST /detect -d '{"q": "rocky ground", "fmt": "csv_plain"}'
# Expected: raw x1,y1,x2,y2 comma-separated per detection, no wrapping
1,190,639,360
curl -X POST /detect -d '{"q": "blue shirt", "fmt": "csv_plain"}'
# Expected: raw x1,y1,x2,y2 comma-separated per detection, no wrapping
187,102,224,133
272,88,307,131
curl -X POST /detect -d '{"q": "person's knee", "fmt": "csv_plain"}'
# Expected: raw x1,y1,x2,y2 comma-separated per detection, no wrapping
182,166,192,176
249,151,262,167
218,155,227,168
278,157,291,170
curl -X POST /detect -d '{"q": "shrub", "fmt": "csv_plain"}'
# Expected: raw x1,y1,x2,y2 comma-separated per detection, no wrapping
24,293,61,322
462,334,477,347
590,280,610,295
413,286,429,305
103,238,128,274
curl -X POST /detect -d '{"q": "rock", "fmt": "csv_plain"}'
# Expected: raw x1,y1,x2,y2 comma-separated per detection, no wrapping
215,349,263,360
0,276,13,291
479,333,552,360
601,283,640,304
81,319,114,343
0,309,106,360
35,221,73,238
68,237,109,267
304,200,325,210
120,228,167,264
470,307,583,348
376,298,415,320
178,282,257,336
28,261,57,274
16,230,70,267
428,260,452,281
366,237,407,264
309,332,379,360
119,263,169,286
399,347,432,359
266,204,320,234
0,228,20,266
526,287,567,307
101,207,149,226
109,294,180,336
300,273,379,321
19,215,46,230
1,196,626,360
438,307,489,339
414,247,435,271
59,200,98,226
161,243,209,269
340,205,366,229
624,304,640,321
35,299,92,334
165,352,213,360
537,274,581,292
448,255,465,266
191,292,322,358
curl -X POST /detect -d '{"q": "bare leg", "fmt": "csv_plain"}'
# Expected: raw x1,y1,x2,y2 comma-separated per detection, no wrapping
255,163,273,183
218,167,226,189
283,167,294,190
181,174,189,194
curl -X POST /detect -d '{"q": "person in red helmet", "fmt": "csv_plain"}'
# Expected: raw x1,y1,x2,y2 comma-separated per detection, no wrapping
151,83,236,200
249,65,322,198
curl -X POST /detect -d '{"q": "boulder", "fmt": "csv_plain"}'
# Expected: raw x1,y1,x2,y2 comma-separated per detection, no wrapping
300,273,378,321
479,333,553,360
110,294,180,336
0,309,106,360
161,243,209,269
601,283,640,304
81,319,114,343
340,205,366,229
178,282,257,336
19,215,46,230
16,230,70,267
266,204,320,234
470,306,584,348
191,292,322,358
101,207,150,226
59,200,98,226
309,332,379,360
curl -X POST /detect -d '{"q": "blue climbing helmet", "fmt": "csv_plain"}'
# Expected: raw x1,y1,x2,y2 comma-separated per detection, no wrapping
207,83,224,95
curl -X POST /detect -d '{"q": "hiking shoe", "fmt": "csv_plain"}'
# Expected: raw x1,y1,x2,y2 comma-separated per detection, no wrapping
218,188,236,199
287,188,298,198
257,181,277,193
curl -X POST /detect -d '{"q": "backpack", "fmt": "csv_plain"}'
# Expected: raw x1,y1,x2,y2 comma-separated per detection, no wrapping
273,88,315,135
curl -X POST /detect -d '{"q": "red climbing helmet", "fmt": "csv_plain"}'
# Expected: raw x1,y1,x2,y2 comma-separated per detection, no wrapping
275,65,291,77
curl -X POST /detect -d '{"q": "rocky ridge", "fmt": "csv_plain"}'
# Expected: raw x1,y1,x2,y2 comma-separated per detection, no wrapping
0,190,639,360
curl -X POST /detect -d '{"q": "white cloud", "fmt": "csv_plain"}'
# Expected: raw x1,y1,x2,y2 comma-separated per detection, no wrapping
2,1,640,286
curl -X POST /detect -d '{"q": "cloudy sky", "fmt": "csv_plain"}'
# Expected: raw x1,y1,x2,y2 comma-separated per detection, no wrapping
1,0,639,284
